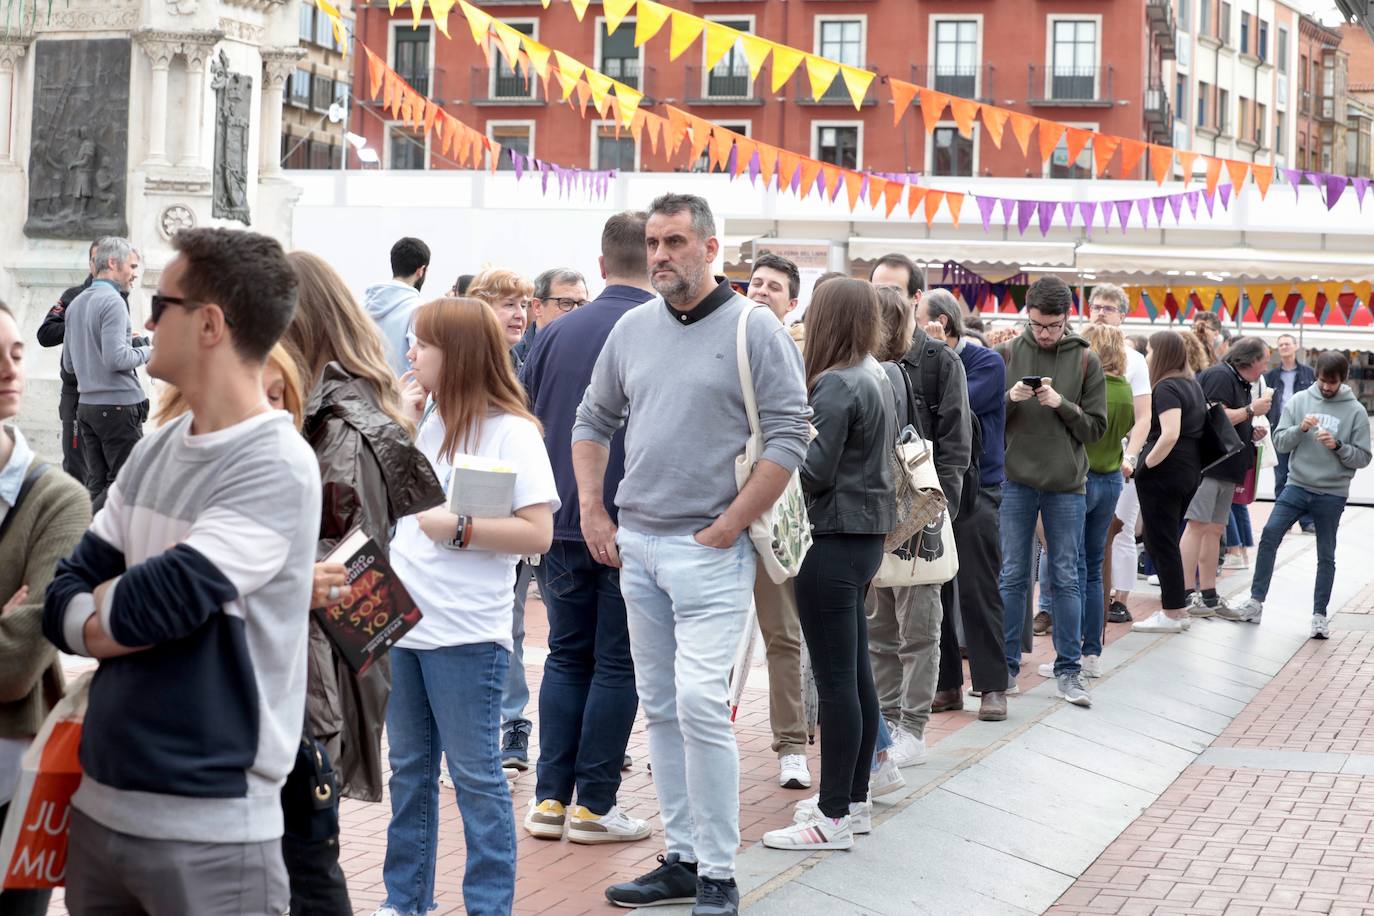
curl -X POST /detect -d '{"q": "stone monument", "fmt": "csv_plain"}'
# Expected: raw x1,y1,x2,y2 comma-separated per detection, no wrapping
210,49,251,223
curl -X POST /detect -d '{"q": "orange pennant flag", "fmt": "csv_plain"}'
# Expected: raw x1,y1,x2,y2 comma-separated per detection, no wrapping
945,191,964,228
381,71,396,113
423,100,440,138
798,158,823,200
919,88,950,136
1149,144,1173,185
708,129,731,171
629,112,645,145
906,186,928,218
758,143,779,187
666,106,691,148
1092,134,1120,176
817,164,839,200
1007,112,1037,156
1251,163,1274,199
868,175,886,209
842,170,864,211
734,138,756,177
769,43,805,94
776,150,801,190
980,106,1009,148
1224,159,1249,192
889,78,918,127
669,11,705,61
1118,139,1146,178
882,179,903,218
575,80,592,117
1037,120,1066,166
1064,127,1092,167
924,190,944,225
687,118,712,164
365,47,384,100
438,114,456,157
949,97,979,138
487,139,502,173
1204,157,1222,197
641,112,662,157
1177,150,1199,185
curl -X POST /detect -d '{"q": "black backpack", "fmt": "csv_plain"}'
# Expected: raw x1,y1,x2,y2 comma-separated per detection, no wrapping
901,340,981,518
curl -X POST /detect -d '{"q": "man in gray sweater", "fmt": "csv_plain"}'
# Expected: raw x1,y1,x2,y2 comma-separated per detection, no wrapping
573,193,810,916
62,236,151,509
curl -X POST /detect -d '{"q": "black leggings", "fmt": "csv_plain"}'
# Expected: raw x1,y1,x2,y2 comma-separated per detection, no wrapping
1137,471,1197,612
794,533,885,818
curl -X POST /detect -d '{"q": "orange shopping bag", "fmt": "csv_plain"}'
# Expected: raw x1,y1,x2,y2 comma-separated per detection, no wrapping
0,672,90,890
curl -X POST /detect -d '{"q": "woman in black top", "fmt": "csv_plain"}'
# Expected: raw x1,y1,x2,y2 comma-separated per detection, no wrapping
1132,330,1207,634
762,279,896,854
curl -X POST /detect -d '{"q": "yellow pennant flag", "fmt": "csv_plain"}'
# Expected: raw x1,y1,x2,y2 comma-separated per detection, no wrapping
387,0,398,14
616,86,643,127
803,54,839,102
492,22,524,69
408,0,423,29
427,0,455,36
553,50,585,84
316,0,347,51
635,0,671,47
703,21,739,70
568,0,590,20
602,0,635,36
669,11,706,61
739,34,771,80
458,0,492,51
522,37,551,80
769,43,805,94
838,65,874,110
584,68,614,107
554,68,580,103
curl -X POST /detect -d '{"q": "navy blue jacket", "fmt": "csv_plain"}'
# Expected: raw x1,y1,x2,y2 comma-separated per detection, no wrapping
959,340,1007,487
520,284,654,541
1263,362,1316,429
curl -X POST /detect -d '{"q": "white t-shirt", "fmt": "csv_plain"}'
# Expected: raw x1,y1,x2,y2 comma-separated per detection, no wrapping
1125,346,1150,398
390,411,559,652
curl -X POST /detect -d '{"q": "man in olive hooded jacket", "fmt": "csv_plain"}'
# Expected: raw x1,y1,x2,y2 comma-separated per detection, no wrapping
996,277,1107,708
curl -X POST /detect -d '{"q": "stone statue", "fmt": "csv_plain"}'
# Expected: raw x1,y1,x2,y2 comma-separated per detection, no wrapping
25,38,130,240
211,49,251,224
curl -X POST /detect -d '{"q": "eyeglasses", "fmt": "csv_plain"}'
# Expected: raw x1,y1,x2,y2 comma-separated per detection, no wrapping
149,293,234,327
1028,318,1067,334
544,297,590,312
1090,303,1121,314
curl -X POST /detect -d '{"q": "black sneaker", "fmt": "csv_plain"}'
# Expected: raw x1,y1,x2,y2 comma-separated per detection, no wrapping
1107,600,1133,624
622,753,633,771
692,876,739,916
605,853,698,908
501,727,530,771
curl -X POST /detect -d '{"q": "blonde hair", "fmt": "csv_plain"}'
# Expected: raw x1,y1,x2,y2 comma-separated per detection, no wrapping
1183,330,1212,373
283,250,414,437
466,268,534,304
154,342,305,430
1081,323,1126,376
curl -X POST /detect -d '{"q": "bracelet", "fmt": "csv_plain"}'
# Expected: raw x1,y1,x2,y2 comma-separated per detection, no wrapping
450,514,468,550
460,516,475,549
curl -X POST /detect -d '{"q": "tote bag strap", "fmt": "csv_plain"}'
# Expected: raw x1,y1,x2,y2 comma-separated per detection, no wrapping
735,305,764,447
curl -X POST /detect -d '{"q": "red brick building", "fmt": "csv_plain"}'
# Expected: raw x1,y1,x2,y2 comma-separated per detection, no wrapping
349,0,1177,178
1294,13,1346,172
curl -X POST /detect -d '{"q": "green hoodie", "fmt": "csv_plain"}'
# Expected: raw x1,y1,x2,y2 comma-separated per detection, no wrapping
999,327,1108,494
1272,382,1372,498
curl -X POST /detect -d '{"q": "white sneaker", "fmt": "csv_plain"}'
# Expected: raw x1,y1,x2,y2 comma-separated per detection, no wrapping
869,754,905,798
778,754,812,789
1230,597,1264,624
1311,614,1330,639
888,724,927,768
567,804,651,844
438,754,454,788
1037,662,1055,678
372,908,404,916
764,811,853,850
1082,655,1102,678
523,798,567,839
1131,610,1184,634
1222,554,1249,570
1147,574,1161,586
793,796,871,834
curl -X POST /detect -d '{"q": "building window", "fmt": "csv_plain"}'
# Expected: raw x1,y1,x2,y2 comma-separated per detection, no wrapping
706,20,752,99
290,68,311,107
817,19,863,101
389,127,426,169
393,25,430,96
334,81,349,108
593,123,636,171
493,22,536,98
693,122,749,171
1175,74,1187,123
1275,110,1285,151
1239,95,1252,141
1277,27,1288,73
1048,131,1092,179
1200,0,1211,37
489,123,532,169
932,20,978,99
1240,12,1250,55
1177,0,1189,31
1050,20,1097,101
314,9,334,49
1197,80,1208,128
1218,1,1231,44
282,134,308,169
299,3,314,43
1218,87,1229,134
599,21,639,90
815,124,859,169
1258,20,1269,61
309,141,337,169
1256,102,1266,146
931,126,974,176
312,75,334,112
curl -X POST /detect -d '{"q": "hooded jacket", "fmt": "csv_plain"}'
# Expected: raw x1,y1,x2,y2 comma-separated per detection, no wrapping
998,327,1108,494
1272,382,1372,498
363,280,422,378
302,363,444,801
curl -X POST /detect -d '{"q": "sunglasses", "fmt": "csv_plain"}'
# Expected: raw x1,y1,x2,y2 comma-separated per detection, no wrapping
149,294,234,327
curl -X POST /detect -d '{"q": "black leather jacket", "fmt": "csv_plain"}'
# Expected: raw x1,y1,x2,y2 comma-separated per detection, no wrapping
800,355,897,536
302,363,445,802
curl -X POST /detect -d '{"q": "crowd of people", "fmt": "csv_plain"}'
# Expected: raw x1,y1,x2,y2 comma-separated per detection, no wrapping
0,192,1369,916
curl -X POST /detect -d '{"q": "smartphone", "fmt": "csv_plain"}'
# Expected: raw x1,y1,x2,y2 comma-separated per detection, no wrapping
1020,375,1043,390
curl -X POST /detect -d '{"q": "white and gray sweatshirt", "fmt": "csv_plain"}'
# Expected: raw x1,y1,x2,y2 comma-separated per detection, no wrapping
61,279,151,406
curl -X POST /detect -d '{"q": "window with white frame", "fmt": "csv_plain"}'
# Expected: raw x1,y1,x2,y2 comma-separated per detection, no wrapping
393,25,430,96
592,122,637,171
314,9,334,49
694,122,749,172
705,20,752,100
299,3,314,43
312,74,334,112
290,68,311,107
1048,127,1093,179
1277,27,1289,73
932,20,978,99
599,20,640,89
488,122,533,169
930,125,975,176
814,122,860,169
389,126,427,170
493,21,536,99
816,19,863,101
1050,20,1097,101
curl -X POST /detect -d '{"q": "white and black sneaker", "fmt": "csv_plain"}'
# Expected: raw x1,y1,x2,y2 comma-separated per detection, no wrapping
778,754,811,789
605,853,697,908
1311,614,1330,639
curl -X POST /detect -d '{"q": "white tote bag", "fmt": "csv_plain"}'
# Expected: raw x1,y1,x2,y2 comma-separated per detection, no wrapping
873,509,960,588
1253,377,1278,470
734,306,812,584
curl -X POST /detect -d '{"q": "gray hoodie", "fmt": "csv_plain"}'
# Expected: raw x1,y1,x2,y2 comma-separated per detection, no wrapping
362,280,421,377
1272,382,1372,498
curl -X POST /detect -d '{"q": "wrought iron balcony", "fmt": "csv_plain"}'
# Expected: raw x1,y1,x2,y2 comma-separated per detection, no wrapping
1028,64,1114,107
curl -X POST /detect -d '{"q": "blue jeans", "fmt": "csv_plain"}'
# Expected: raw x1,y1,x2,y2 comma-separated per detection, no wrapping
1249,484,1347,616
501,562,534,735
1080,470,1123,658
1000,481,1086,677
1230,504,1253,548
383,644,515,916
616,527,755,880
1274,452,1314,528
871,716,893,773
534,539,638,814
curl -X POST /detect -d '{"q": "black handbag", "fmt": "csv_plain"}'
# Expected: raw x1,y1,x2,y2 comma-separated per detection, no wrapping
1200,402,1245,473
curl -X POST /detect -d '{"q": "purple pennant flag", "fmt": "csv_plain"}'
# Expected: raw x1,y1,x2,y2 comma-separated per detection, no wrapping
539,160,552,194
1283,167,1304,202
1305,171,1325,194
1135,198,1150,231
748,151,760,184
1152,195,1167,225
1060,200,1076,229
1000,197,1016,228
1219,183,1232,208
789,168,801,194
1353,177,1371,209
817,172,830,199
1168,193,1184,224
511,151,526,180
1114,200,1133,232
1077,201,1097,232
859,174,870,201
1016,199,1035,235
1324,174,1349,210
977,195,998,232
830,173,843,202
1099,200,1113,229
1201,189,1215,217
1037,200,1055,236
725,144,738,178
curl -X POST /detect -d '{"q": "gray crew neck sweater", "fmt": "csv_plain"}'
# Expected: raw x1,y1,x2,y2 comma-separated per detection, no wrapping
573,293,811,537
62,280,150,406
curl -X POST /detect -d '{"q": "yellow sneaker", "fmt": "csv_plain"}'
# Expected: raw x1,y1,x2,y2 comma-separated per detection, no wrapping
523,798,567,839
568,804,651,844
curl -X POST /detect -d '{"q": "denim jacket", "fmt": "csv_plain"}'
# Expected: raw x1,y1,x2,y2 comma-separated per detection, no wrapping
800,355,897,536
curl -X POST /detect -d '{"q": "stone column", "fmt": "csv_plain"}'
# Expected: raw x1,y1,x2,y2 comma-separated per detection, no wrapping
0,36,32,164
260,49,304,178
136,32,179,166
177,34,221,169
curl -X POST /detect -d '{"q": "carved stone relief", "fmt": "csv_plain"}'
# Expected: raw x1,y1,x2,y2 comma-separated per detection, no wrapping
210,50,251,223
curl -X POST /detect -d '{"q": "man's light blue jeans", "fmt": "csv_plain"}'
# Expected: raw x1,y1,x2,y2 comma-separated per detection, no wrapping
1000,481,1087,678
616,528,756,880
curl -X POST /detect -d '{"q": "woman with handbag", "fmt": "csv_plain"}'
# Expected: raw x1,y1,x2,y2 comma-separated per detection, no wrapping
762,279,896,853
0,301,91,916
1132,331,1208,634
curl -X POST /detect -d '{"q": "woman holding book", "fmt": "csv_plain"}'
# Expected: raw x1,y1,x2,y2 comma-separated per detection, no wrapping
382,297,557,916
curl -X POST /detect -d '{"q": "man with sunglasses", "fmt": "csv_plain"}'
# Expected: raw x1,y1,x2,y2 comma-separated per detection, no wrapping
514,268,589,366
60,236,150,510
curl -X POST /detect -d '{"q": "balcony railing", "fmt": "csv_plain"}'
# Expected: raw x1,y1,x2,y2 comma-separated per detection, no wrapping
601,57,641,90
469,67,540,105
1146,0,1178,59
683,64,760,103
1028,64,1113,106
1144,82,1173,143
909,64,995,102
